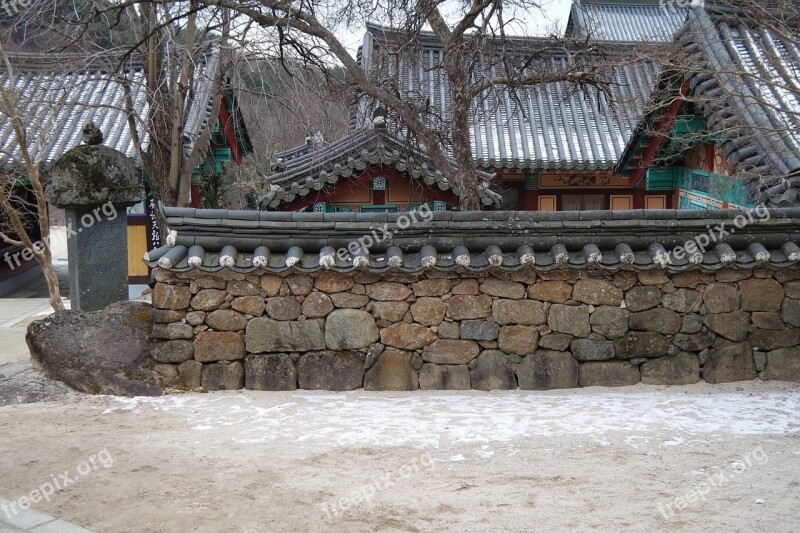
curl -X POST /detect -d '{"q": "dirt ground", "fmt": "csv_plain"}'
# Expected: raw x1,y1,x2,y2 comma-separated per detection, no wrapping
0,381,798,532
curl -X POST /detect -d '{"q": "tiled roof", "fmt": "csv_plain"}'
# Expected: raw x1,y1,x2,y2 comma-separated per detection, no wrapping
357,23,661,172
0,49,220,167
262,3,800,209
144,205,800,273
262,19,662,201
678,6,800,204
261,128,502,208
565,0,689,42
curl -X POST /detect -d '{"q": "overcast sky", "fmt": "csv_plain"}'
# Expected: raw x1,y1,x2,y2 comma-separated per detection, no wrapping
336,0,575,57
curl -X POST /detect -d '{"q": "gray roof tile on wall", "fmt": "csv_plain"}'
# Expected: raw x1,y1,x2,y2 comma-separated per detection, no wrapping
144,204,800,274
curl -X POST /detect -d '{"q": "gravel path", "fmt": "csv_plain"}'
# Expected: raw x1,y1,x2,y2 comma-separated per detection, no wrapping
0,382,798,532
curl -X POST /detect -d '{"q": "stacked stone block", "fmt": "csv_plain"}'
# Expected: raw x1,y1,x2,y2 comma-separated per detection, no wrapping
150,266,800,391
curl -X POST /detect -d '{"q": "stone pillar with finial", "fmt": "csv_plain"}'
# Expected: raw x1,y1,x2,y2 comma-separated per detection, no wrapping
46,123,144,311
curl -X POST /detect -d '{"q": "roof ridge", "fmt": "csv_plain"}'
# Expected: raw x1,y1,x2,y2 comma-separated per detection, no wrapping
3,45,220,74
366,20,649,52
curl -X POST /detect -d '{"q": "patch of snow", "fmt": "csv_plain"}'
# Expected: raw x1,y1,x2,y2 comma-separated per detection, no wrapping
476,445,495,458
100,390,800,450
624,436,651,449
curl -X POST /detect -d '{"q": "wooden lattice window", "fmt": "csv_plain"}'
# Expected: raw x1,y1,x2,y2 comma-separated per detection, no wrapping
371,176,386,190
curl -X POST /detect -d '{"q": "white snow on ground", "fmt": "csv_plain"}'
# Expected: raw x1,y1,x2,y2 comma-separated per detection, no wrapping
101,389,800,449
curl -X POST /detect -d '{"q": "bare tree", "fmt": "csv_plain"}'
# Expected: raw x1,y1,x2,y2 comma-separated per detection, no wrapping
114,0,617,210
0,41,67,311
31,2,248,226
236,60,350,163
190,59,350,210
114,3,233,212
0,1,235,308
143,0,800,209
39,2,243,221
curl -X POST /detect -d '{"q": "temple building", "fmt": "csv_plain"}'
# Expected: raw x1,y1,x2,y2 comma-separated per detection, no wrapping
0,48,251,289
260,0,799,212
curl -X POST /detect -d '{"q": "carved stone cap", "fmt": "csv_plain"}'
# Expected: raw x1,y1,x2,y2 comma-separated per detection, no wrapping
82,122,103,145
47,142,144,209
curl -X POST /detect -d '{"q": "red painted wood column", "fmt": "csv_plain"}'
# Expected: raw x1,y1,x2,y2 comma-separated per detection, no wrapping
218,103,242,164
633,188,646,209
191,182,201,208
521,170,539,211
521,189,539,211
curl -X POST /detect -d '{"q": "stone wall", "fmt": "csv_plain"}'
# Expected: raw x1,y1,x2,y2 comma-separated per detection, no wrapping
149,266,800,391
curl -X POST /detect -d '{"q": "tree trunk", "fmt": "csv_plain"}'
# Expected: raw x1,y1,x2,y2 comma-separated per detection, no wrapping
446,52,482,211
144,73,178,242
140,4,176,241
0,41,64,311
36,247,64,312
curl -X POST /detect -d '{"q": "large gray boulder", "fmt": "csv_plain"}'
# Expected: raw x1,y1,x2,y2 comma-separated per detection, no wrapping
26,301,164,396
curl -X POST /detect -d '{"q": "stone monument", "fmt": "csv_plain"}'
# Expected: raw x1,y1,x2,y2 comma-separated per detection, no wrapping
46,123,144,311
